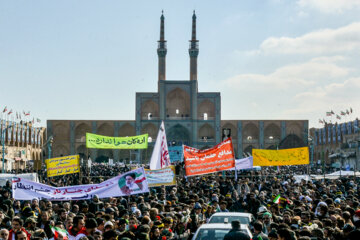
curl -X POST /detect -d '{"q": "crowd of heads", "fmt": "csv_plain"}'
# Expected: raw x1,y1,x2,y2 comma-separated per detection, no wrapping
0,163,360,240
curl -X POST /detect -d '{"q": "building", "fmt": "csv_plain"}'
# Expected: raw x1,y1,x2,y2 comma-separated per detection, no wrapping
310,119,360,170
47,12,308,163
0,120,44,172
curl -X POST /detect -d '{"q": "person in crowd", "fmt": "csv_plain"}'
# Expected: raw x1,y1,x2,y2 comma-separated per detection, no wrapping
224,220,251,240
1,163,360,240
8,217,31,240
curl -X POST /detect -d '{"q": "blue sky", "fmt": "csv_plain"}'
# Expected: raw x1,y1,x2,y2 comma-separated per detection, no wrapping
1,0,360,128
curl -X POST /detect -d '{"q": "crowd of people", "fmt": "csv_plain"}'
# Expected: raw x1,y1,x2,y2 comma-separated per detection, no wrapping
0,163,360,240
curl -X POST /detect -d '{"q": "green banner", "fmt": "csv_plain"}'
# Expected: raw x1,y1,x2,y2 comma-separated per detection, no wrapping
86,133,148,149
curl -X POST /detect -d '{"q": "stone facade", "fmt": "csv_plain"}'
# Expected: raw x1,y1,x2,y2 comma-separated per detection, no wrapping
0,120,44,171
310,119,360,170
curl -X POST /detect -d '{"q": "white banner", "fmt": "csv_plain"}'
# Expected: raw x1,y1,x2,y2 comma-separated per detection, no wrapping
230,157,253,171
12,168,149,201
0,173,39,186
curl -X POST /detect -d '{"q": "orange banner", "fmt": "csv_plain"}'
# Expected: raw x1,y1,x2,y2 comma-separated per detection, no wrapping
184,138,235,176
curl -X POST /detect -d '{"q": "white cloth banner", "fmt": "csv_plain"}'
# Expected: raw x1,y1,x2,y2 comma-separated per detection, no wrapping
12,168,149,201
0,173,39,186
230,157,253,171
149,121,170,169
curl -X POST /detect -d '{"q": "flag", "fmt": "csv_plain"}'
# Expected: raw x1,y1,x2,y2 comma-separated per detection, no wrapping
341,111,346,116
346,109,350,115
319,119,323,124
326,112,332,116
8,109,13,115
25,111,30,116
273,194,281,204
331,110,335,115
350,107,353,113
51,226,68,240
2,106,7,113
36,118,41,123
149,121,170,170
336,115,341,120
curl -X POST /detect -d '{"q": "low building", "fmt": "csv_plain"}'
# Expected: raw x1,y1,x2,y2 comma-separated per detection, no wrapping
310,119,360,171
0,120,45,172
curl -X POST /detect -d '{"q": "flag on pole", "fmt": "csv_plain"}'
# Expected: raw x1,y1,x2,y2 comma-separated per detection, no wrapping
149,121,170,170
25,111,30,116
2,106,7,113
8,109,13,115
350,107,353,113
273,194,281,204
331,110,335,115
336,115,341,120
36,118,41,123
51,226,68,240
346,109,350,115
341,111,346,116
326,112,332,116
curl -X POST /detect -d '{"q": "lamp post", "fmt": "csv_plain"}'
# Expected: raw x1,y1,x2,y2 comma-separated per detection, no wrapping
308,137,314,175
2,123,12,173
47,136,53,159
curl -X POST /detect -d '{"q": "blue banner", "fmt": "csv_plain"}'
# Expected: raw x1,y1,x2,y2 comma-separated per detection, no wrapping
168,146,183,162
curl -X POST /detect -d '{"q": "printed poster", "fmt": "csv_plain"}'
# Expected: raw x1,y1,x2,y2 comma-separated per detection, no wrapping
46,155,80,177
183,138,235,176
86,133,148,149
252,147,309,166
145,165,176,187
13,168,149,201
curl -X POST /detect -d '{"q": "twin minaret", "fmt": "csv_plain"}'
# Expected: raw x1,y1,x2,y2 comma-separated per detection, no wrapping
157,11,199,82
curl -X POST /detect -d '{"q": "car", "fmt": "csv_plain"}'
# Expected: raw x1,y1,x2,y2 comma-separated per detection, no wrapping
192,223,252,240
208,212,255,226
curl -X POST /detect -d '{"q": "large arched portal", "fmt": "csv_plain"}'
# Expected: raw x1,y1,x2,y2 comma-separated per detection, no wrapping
167,124,190,146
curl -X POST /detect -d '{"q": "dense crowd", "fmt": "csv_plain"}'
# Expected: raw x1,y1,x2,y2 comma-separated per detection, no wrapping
0,163,360,240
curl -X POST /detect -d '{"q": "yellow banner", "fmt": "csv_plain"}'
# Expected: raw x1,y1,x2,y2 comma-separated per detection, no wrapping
252,147,309,166
46,155,80,177
145,166,176,187
86,133,148,149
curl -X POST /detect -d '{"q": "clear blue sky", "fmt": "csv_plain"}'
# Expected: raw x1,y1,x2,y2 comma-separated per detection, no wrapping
1,0,359,128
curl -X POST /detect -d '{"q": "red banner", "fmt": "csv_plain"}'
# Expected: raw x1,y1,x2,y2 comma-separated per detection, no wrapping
183,138,235,176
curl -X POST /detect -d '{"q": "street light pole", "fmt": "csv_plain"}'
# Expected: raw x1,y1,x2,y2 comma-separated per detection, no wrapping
2,124,12,173
2,127,5,173
47,136,53,159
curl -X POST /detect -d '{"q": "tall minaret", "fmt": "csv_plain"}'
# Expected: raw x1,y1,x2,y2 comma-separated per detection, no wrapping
157,11,167,82
189,10,199,81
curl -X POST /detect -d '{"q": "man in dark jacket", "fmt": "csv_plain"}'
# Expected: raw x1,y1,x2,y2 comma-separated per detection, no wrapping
224,220,251,240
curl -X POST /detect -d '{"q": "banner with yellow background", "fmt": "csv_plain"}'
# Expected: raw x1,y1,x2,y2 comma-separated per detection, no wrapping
252,147,309,166
46,155,80,177
145,166,176,187
86,133,148,149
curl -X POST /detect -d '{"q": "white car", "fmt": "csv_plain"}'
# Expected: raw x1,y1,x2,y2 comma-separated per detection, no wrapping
192,223,252,240
208,212,255,226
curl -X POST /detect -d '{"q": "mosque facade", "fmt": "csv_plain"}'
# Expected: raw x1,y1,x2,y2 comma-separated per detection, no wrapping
47,13,308,163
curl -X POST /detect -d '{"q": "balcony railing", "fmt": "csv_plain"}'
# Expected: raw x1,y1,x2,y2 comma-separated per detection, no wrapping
243,139,259,144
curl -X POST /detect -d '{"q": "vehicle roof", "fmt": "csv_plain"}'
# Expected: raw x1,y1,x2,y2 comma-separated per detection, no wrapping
197,223,249,230
210,212,253,217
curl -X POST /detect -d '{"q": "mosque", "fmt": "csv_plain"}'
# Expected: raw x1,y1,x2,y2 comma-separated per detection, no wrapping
47,12,308,163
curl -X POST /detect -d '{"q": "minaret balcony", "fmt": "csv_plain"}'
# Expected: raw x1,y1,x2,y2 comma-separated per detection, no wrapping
158,41,167,49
